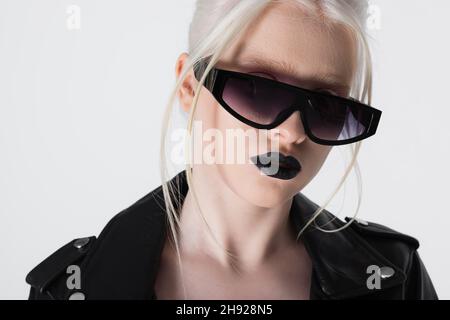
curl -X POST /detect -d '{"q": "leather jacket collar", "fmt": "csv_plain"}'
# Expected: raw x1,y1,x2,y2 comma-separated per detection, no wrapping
27,169,437,300
79,170,406,299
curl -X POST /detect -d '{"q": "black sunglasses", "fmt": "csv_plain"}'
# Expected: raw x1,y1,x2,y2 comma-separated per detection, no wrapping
193,58,382,146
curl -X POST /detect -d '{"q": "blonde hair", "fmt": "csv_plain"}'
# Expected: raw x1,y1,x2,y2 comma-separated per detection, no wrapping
159,0,372,298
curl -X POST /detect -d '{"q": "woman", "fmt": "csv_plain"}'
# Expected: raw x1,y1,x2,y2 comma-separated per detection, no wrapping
25,0,438,300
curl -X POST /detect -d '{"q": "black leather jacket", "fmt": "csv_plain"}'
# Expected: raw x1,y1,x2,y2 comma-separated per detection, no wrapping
25,170,438,300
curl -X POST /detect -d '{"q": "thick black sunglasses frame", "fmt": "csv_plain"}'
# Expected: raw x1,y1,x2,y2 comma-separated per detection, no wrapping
193,59,382,146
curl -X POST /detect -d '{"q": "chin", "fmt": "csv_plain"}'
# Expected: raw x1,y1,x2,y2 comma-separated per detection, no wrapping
223,163,299,208
242,187,293,208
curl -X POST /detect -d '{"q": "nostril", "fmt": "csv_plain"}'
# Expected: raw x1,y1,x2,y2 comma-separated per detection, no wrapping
274,113,307,145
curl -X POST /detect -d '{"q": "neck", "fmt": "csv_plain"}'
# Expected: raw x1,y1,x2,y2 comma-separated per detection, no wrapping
177,168,297,272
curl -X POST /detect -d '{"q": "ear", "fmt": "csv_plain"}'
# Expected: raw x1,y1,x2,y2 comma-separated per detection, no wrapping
175,52,197,113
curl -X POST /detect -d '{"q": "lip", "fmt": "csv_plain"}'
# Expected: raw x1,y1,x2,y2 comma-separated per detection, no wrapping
250,152,302,180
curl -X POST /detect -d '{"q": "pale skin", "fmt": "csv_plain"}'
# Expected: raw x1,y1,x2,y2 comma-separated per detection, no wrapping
154,1,357,300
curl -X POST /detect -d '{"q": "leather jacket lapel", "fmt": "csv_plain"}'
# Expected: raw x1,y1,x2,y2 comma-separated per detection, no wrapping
81,170,407,300
290,193,406,299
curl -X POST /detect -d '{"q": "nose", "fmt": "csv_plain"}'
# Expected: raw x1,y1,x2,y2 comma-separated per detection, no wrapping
270,110,307,145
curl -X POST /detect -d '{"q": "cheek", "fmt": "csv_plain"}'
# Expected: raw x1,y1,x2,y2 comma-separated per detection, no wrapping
193,92,217,129
195,90,247,132
301,144,333,178
194,95,253,168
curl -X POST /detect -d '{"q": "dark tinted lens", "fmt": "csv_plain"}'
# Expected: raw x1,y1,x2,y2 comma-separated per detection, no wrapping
222,75,297,125
305,94,371,141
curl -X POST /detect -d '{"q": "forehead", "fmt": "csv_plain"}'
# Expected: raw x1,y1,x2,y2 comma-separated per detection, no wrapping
218,1,357,91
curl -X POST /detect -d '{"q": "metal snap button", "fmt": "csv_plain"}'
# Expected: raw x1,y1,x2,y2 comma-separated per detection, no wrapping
73,237,90,249
68,292,85,300
355,218,369,226
379,266,395,279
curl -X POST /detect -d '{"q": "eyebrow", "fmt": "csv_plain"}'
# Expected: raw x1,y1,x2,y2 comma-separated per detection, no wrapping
235,55,351,95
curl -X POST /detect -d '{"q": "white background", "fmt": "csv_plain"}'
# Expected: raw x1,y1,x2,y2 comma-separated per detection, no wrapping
0,0,449,299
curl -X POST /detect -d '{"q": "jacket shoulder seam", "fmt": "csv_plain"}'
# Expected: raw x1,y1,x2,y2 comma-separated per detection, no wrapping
344,217,420,250
26,236,96,295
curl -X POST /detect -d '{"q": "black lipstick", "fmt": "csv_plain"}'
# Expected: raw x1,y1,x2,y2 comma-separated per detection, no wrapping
250,152,302,180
